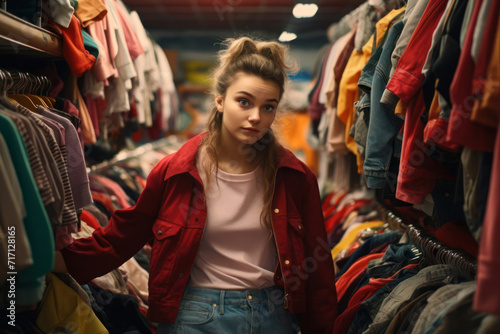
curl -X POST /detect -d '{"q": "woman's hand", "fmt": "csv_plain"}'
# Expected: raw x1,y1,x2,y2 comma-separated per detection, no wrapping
53,251,69,273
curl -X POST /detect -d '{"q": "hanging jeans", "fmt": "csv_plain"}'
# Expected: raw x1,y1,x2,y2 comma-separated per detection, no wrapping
157,285,298,334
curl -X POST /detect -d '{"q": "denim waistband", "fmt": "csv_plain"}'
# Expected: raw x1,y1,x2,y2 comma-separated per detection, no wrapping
182,285,286,314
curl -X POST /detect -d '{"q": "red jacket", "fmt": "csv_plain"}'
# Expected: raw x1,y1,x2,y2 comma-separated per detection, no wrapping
61,133,337,333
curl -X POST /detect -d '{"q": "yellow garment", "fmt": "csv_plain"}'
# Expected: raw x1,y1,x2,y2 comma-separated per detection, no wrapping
276,112,319,175
36,273,108,334
75,0,108,27
394,99,408,116
428,87,442,121
342,211,359,230
331,220,385,260
337,7,406,173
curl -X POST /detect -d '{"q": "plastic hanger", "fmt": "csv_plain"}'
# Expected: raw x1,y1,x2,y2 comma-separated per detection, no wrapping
7,71,39,112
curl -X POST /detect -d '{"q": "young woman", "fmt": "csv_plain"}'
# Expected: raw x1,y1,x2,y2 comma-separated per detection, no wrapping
55,37,337,333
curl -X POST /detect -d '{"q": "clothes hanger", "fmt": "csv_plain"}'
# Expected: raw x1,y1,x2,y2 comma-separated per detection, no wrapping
0,70,19,110
24,73,49,110
40,76,55,108
7,70,39,112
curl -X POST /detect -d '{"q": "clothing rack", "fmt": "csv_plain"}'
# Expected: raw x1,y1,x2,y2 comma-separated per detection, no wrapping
0,68,51,95
0,8,62,57
87,136,185,174
377,203,477,280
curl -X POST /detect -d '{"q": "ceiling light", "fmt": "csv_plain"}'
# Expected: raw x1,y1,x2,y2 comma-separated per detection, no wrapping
278,31,297,42
293,3,319,18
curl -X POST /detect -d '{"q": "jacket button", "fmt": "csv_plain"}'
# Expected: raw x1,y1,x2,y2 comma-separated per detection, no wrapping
179,273,184,278
157,230,162,235
297,225,302,230
284,260,290,265
274,208,279,214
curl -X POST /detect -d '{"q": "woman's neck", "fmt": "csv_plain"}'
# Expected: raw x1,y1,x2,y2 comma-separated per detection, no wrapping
216,139,260,174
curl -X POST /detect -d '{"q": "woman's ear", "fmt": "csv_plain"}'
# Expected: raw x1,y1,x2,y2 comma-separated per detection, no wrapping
215,95,224,113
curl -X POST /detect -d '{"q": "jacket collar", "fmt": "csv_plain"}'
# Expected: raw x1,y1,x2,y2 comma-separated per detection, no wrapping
164,132,306,181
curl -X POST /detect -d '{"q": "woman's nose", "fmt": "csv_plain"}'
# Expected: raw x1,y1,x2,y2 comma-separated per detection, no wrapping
248,108,260,123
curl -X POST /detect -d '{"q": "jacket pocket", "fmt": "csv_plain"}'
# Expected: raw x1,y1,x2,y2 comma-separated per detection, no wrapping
153,217,183,240
149,217,183,293
287,217,305,237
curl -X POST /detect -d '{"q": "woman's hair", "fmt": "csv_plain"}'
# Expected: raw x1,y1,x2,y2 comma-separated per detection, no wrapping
201,36,296,235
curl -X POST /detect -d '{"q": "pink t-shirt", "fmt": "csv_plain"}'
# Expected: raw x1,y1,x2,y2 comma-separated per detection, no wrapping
189,162,277,290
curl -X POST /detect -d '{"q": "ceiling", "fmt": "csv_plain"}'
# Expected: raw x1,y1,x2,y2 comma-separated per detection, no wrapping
122,0,365,46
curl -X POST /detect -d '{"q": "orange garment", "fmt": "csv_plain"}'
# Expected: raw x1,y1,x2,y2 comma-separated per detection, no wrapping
427,87,441,122
277,112,319,175
52,16,96,77
394,100,407,116
337,7,406,173
76,85,97,144
471,9,500,128
75,0,108,27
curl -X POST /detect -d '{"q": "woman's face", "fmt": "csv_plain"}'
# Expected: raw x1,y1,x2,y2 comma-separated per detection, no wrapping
216,72,280,148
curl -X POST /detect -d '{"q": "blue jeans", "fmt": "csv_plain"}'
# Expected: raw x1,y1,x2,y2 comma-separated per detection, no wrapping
157,285,298,334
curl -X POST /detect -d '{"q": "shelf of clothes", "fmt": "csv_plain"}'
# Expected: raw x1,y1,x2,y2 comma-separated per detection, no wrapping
310,0,500,324
0,87,183,333
6,0,179,148
320,188,500,334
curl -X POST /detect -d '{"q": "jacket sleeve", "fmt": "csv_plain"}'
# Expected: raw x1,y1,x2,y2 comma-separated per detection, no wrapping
60,159,169,284
297,168,337,334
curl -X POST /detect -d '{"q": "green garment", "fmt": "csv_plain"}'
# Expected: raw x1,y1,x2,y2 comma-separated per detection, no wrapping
82,29,100,59
0,111,54,305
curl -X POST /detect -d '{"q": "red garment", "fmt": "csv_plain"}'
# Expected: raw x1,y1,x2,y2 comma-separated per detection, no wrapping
81,209,102,230
383,0,450,204
90,175,132,209
52,16,96,77
322,191,336,212
91,191,116,214
385,0,448,102
471,1,499,103
446,0,495,152
336,253,384,300
434,221,479,258
474,122,500,317
333,263,419,334
325,199,372,233
397,94,452,204
346,241,361,257
61,133,337,333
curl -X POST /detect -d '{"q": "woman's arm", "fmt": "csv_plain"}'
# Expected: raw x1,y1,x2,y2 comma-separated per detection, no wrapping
58,158,171,284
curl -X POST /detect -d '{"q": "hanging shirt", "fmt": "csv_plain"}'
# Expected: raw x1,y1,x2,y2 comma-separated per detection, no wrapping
0,110,54,306
0,133,32,281
41,107,93,211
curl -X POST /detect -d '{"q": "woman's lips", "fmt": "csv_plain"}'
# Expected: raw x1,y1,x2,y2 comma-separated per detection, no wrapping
242,127,259,133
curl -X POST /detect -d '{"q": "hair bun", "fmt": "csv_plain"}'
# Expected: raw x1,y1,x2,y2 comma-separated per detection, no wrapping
220,37,258,64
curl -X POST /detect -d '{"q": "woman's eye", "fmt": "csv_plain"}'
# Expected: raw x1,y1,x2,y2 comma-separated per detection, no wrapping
264,105,275,112
239,100,249,106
